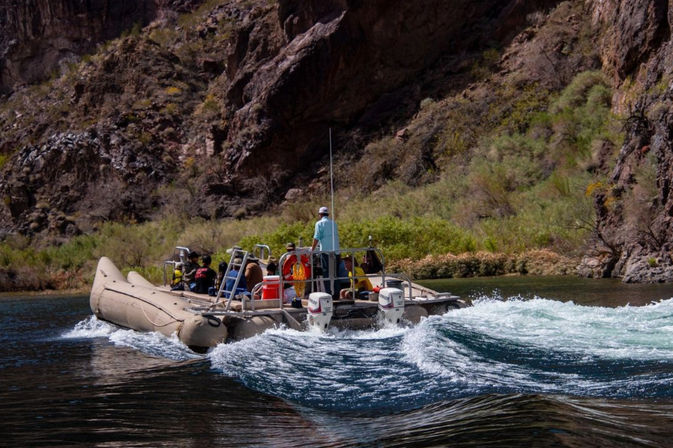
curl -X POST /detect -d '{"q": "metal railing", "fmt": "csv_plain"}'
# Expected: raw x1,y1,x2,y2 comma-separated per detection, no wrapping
164,243,425,303
163,244,431,315
275,247,388,306
253,244,271,261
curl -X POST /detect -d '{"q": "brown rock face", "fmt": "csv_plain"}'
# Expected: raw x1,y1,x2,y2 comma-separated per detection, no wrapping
0,0,204,94
577,0,673,281
0,0,565,235
591,0,670,79
2,130,168,235
222,0,561,190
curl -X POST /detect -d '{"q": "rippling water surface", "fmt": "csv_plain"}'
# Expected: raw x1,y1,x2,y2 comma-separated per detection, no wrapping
3,278,673,447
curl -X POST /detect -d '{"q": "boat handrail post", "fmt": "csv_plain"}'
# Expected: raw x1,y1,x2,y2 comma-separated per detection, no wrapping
278,251,287,310
162,261,172,286
385,272,414,300
330,251,336,297
372,246,386,295
162,245,192,287
344,252,356,299
254,244,271,261
310,251,316,296
175,246,191,264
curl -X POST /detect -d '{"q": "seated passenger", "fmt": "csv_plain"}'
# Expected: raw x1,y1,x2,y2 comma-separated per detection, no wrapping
244,256,264,292
283,282,297,304
170,262,183,290
194,255,217,294
361,249,383,274
265,258,278,276
341,256,373,299
216,261,228,292
182,251,200,291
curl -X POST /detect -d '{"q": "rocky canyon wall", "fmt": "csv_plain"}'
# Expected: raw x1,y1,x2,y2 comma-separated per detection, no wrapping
220,0,562,190
0,0,562,235
0,0,204,94
579,0,673,281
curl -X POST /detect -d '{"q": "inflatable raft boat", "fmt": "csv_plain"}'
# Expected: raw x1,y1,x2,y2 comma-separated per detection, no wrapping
90,247,467,351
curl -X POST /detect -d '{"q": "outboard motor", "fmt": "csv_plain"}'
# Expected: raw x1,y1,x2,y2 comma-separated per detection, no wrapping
307,292,333,331
378,287,405,325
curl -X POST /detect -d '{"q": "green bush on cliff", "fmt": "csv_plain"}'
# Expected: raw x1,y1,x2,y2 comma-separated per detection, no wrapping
342,70,618,257
341,216,476,260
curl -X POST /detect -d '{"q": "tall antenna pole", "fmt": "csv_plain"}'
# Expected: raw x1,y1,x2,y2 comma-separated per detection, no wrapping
329,128,336,250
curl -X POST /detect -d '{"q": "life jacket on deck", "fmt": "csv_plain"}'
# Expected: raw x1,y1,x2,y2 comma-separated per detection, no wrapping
282,253,312,297
172,269,183,286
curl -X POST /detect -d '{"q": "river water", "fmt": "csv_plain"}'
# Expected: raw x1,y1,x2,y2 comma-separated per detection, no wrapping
3,277,673,447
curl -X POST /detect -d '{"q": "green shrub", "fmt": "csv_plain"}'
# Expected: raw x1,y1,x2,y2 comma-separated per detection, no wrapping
549,71,616,163
389,250,576,280
496,84,553,134
553,71,607,112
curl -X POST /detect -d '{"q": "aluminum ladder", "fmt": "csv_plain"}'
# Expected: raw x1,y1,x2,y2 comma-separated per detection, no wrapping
214,248,249,311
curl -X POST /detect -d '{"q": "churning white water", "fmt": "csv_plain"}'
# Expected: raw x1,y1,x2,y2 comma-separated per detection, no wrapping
205,297,673,410
67,296,673,411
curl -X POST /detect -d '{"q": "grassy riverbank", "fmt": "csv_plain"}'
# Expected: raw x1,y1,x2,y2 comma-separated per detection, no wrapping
0,207,582,293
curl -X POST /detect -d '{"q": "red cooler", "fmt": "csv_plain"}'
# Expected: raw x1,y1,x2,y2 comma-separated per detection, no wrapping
261,275,281,299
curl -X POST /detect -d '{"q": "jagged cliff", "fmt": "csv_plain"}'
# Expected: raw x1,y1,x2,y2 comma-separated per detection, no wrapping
1,0,164,93
1,0,673,282
577,0,673,282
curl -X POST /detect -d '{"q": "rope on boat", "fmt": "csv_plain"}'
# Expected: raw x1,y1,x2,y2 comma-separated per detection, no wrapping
107,286,184,328
140,302,180,328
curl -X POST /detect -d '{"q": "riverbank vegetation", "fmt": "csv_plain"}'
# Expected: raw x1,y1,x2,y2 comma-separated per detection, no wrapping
0,211,580,292
0,69,622,292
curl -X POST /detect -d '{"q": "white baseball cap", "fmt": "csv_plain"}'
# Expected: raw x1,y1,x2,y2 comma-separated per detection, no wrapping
318,206,329,215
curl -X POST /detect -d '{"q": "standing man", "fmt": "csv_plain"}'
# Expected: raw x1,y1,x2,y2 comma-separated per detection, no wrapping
311,206,345,297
